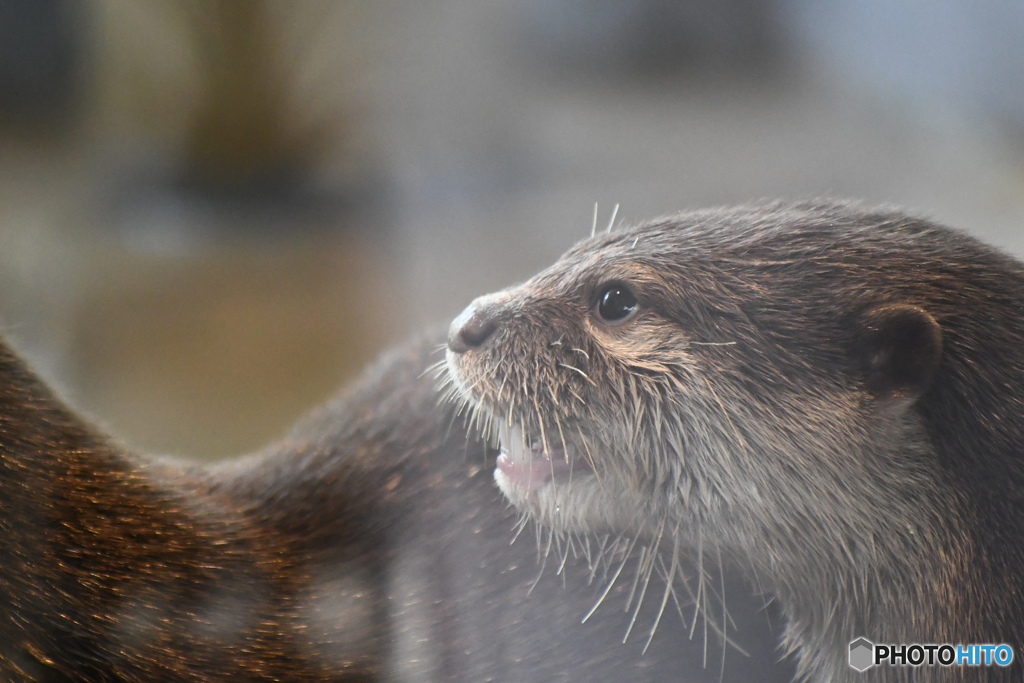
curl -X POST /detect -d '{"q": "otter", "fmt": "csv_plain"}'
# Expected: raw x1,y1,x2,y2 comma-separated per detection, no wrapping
446,200,1024,682
0,325,792,679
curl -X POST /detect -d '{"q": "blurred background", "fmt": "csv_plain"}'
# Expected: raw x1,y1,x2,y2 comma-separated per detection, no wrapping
0,0,1022,460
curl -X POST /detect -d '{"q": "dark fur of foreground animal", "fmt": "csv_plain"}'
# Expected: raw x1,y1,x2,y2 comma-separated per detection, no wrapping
0,327,792,680
447,200,1024,682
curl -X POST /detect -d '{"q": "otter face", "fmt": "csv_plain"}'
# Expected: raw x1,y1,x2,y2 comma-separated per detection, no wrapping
444,240,696,536
444,206,946,565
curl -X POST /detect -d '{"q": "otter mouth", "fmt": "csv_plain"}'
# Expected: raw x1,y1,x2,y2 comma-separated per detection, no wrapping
494,424,592,497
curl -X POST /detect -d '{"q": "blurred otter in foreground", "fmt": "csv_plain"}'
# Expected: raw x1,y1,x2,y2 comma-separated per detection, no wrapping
446,200,1024,682
0,324,789,680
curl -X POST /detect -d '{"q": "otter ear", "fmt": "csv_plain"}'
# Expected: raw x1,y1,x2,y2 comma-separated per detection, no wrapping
857,305,942,405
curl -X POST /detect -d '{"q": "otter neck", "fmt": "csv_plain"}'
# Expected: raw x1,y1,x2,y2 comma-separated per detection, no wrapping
743,479,979,682
774,540,969,681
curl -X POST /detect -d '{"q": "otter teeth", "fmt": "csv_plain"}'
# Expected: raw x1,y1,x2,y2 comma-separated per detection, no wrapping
495,426,574,493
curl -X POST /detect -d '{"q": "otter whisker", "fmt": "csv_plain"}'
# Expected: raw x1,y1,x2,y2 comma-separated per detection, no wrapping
702,586,709,670
591,202,598,238
581,535,594,571
510,513,531,545
557,534,573,577
625,529,661,615
643,532,679,654
532,397,551,468
597,534,627,587
435,383,460,408
440,402,464,445
582,534,638,624
690,535,704,641
748,559,776,633
496,365,510,404
624,521,665,644
606,203,620,233
588,533,612,584
573,424,606,491
655,553,691,627
569,347,589,359
528,527,553,596
623,557,650,644
450,371,492,406
418,357,449,380
558,363,596,385
663,561,751,664
718,546,728,682
554,413,569,467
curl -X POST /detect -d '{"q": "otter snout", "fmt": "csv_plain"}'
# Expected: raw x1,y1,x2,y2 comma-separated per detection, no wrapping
448,302,499,354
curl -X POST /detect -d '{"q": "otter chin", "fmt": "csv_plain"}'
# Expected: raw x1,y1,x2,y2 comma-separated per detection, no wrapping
445,200,1024,682
490,423,633,534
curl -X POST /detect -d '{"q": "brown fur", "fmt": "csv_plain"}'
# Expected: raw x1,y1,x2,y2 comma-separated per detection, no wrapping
447,200,1024,682
0,327,793,680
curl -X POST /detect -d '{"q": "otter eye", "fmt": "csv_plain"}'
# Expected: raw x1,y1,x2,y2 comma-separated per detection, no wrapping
595,284,638,324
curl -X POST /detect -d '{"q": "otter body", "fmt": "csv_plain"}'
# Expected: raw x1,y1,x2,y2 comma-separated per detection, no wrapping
0,329,790,680
446,201,1024,682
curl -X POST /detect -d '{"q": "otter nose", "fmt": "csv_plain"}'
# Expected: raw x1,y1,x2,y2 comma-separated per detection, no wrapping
448,304,499,354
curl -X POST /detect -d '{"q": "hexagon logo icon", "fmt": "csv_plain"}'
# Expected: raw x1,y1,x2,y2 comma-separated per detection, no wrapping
849,637,875,672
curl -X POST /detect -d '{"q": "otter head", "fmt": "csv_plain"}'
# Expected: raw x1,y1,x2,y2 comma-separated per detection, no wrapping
444,204,951,580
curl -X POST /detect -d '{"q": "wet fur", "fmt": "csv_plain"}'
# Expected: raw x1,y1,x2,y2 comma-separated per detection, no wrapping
446,200,1024,682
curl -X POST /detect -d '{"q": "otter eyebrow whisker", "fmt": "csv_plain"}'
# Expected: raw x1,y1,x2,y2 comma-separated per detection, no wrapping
688,341,737,347
569,347,589,359
549,335,565,348
606,203,620,233
591,202,599,238
559,363,596,385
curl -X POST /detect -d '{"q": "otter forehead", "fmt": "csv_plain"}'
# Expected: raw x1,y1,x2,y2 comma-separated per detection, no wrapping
537,200,1014,314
